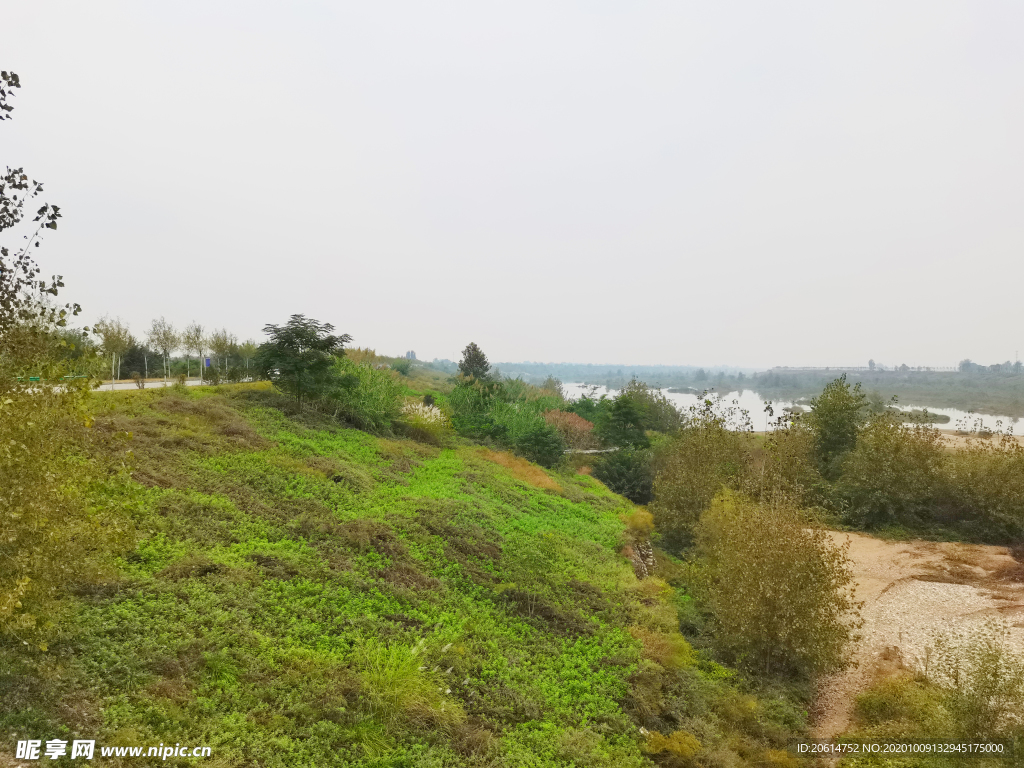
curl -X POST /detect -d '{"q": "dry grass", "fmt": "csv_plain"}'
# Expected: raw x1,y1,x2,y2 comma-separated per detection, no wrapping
621,507,655,537
628,625,694,670
476,448,562,493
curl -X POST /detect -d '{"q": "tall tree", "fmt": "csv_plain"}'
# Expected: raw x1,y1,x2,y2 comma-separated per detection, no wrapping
208,328,236,373
239,339,258,377
146,317,179,383
255,314,351,409
181,322,204,381
94,316,133,388
458,342,490,380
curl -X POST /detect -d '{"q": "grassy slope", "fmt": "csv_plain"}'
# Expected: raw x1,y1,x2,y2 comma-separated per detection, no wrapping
2,384,804,767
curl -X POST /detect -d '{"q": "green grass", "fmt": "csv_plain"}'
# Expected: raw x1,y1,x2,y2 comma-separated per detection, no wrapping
1,384,807,767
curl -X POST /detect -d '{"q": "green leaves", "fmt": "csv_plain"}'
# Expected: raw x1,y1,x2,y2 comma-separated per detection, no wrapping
255,314,352,409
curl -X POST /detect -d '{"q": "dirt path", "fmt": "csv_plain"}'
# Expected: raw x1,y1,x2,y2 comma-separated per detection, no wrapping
811,532,1024,739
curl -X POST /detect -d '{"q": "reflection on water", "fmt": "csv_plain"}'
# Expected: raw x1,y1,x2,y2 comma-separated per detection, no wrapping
560,383,1020,434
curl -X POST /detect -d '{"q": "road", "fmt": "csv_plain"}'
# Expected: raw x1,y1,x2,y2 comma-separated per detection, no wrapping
94,378,216,392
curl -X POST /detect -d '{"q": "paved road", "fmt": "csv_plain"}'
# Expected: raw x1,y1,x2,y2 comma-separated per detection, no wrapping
95,378,216,392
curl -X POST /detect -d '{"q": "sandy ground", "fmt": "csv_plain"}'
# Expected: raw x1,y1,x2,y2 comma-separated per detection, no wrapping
811,533,1024,739
934,429,1024,450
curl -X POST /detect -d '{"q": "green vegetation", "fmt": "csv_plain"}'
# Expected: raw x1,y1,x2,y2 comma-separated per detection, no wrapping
693,491,860,677
651,396,751,548
1,385,810,766
255,314,353,409
843,620,1024,768
804,374,868,479
754,367,1024,419
458,342,491,380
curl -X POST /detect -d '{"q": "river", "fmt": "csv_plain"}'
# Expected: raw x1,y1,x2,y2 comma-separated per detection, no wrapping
561,383,1022,434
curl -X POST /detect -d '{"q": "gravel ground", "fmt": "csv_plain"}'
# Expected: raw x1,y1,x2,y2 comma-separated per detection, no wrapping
811,533,1024,739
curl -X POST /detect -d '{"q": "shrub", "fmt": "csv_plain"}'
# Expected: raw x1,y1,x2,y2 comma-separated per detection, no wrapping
592,448,654,504
651,396,751,548
595,394,649,448
390,358,411,376
0,372,129,647
927,619,1024,739
943,435,1024,540
327,358,404,433
748,422,823,508
642,730,701,762
543,409,598,450
566,389,611,424
617,377,681,433
694,491,860,677
837,415,946,529
513,422,565,467
804,374,868,478
400,401,454,445
354,639,463,732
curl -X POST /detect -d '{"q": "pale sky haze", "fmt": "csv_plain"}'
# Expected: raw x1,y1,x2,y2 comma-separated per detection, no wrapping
5,2,1024,368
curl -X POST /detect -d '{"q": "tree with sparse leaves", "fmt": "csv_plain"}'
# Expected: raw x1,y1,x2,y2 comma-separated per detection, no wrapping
1,72,128,649
181,322,204,381
458,342,490,380
255,314,352,409
146,317,179,382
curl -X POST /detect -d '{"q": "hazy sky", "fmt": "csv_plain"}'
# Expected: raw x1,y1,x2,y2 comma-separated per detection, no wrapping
5,2,1023,368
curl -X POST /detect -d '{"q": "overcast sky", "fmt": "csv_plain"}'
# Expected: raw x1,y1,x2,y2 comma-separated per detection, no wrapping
5,2,1023,369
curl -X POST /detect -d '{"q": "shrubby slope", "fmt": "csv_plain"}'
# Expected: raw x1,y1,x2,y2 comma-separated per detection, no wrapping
2,384,805,767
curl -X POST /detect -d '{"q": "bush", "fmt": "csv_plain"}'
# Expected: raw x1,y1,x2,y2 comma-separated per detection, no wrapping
694,491,860,677
400,401,454,445
837,415,946,529
566,390,611,424
804,374,868,478
651,396,751,549
617,378,681,433
595,394,649,448
943,435,1024,540
543,409,599,450
355,639,464,732
512,423,565,467
748,422,824,508
390,358,411,376
0,368,129,647
927,619,1024,739
592,448,655,504
327,358,404,433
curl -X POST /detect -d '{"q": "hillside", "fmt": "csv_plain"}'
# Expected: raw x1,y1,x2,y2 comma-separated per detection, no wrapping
2,384,805,767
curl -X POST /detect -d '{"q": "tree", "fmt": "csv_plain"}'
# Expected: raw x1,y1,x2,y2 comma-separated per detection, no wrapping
146,317,178,383
592,448,655,504
208,328,236,373
651,395,751,549
94,316,133,387
804,374,868,478
181,322,204,381
868,359,875,371
695,491,861,677
458,342,490,380
595,393,649,448
255,314,351,409
1,72,128,648
238,339,258,376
